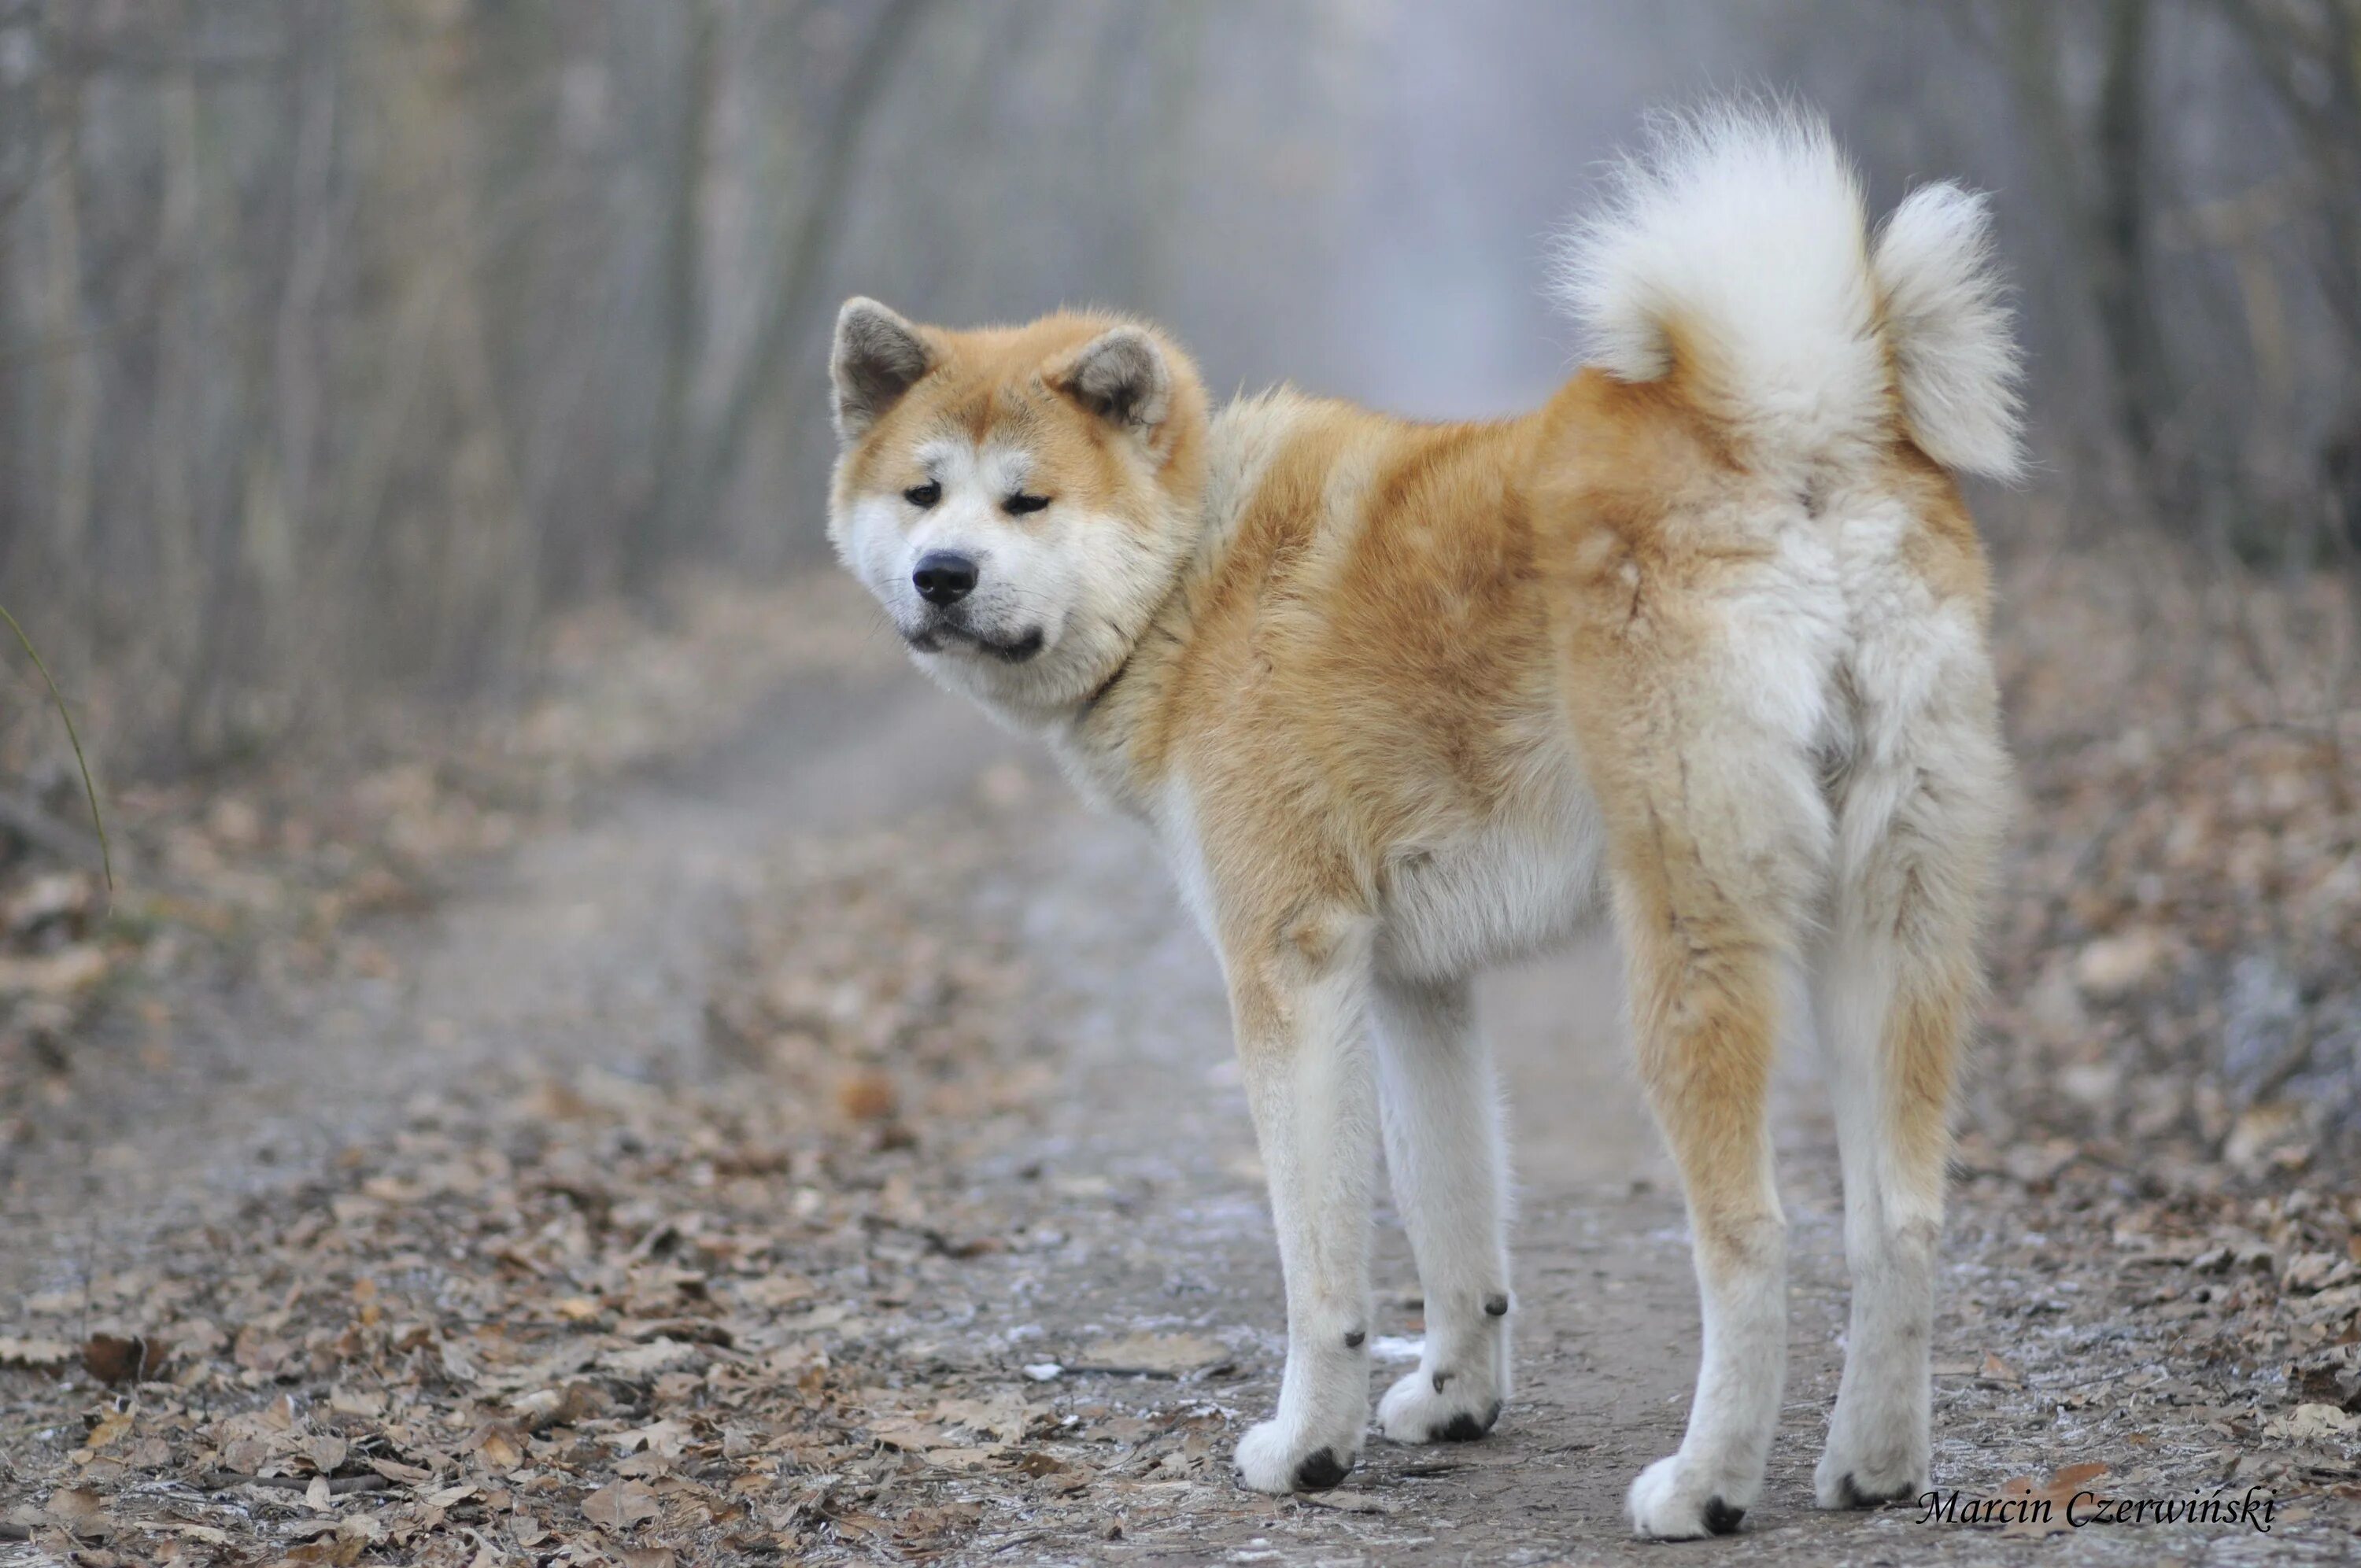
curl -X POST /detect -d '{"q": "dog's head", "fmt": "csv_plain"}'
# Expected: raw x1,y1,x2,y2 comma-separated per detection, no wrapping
826,299,1207,714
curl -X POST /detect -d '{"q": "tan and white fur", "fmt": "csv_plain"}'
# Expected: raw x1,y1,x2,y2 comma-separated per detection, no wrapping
824,106,2017,1540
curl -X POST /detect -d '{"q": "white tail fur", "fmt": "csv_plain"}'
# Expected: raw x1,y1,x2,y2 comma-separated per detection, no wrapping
1552,105,2023,481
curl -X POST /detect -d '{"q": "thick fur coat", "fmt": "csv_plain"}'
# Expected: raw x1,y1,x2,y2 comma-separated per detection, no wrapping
825,106,2019,1539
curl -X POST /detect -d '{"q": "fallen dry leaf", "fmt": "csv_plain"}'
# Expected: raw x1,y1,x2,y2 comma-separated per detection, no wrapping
0,1336,76,1369
2264,1403,2359,1442
82,1408,133,1452
46,1486,102,1522
923,1443,1005,1469
597,1337,699,1377
462,1420,523,1470
607,1417,693,1458
837,1068,899,1123
81,1333,167,1385
1070,1332,1232,1377
1993,1462,2108,1539
868,1415,950,1452
582,1478,661,1530
731,1274,815,1309
367,1457,433,1483
0,944,108,998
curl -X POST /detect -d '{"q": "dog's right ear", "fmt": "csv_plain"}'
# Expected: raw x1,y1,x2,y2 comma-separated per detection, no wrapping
1049,326,1173,436
830,297,933,442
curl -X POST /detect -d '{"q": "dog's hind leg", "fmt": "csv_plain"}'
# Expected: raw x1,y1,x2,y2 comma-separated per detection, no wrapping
1613,784,1820,1540
1811,644,2005,1509
1565,590,1835,1539
1226,905,1384,1493
1371,973,1513,1444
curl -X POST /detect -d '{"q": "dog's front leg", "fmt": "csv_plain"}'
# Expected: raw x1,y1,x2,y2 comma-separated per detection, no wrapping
1372,973,1511,1444
1225,907,1380,1493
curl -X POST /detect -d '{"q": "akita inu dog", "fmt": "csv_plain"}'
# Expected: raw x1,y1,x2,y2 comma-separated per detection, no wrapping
824,107,2017,1539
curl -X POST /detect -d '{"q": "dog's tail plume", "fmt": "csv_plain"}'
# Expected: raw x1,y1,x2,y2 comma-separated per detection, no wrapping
1550,103,2023,481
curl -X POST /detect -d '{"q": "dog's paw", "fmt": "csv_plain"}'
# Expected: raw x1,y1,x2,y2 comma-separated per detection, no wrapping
1627,1453,1752,1540
1377,1365,1502,1444
1813,1428,1928,1510
1234,1418,1361,1493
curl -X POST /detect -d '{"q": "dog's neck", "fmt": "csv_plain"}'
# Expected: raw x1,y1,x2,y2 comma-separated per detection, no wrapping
1024,500,1210,818
1040,389,1306,817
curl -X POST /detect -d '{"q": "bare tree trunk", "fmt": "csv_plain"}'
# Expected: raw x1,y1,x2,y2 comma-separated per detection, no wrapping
2092,0,2170,470
673,0,936,563
427,1,533,690
2001,0,2178,521
37,5,95,655
150,0,204,740
172,13,253,759
2215,0,2361,561
271,0,342,665
626,0,722,592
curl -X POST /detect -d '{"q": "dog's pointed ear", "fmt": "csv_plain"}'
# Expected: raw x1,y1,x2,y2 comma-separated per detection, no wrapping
831,297,933,441
1051,325,1172,435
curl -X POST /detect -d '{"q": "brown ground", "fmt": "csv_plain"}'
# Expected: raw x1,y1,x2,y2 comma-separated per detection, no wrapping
2,567,2358,1565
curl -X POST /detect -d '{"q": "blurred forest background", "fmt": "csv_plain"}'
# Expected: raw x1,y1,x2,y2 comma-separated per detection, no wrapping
0,1,2357,1142
3,6,2361,1558
1,0,2355,769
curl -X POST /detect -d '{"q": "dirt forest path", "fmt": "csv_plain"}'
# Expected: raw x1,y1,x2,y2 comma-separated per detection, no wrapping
6,656,2352,1564
3,666,1026,1287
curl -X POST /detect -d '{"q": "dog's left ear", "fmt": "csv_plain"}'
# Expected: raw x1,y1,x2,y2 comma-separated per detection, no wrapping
1050,326,1172,437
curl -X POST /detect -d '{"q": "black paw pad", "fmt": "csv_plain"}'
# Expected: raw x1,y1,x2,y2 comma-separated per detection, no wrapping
1701,1497,1746,1536
1834,1473,1915,1510
1432,1400,1500,1443
1293,1448,1350,1491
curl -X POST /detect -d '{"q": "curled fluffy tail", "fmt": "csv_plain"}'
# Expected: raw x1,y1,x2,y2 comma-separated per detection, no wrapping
1552,105,2023,481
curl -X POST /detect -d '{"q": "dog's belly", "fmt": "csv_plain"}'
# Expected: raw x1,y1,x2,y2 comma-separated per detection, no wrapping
1376,789,1609,983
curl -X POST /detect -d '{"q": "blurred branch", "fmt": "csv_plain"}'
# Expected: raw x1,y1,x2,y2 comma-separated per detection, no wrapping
34,9,88,517
669,0,939,566
2212,0,2361,562
2213,0,2361,341
1997,0,2180,515
628,0,724,588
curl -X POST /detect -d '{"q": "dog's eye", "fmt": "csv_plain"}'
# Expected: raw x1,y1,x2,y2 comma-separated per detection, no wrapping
903,481,941,509
1003,493,1051,516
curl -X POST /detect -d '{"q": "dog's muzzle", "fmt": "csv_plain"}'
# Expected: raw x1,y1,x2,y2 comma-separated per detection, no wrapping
903,607,1044,664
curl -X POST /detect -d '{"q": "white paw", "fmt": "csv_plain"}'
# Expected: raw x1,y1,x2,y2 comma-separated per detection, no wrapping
1234,1416,1360,1493
1627,1452,1753,1540
1814,1419,1929,1509
1377,1364,1502,1444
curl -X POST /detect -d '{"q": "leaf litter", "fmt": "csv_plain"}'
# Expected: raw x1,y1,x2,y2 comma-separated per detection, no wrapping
0,787,1273,1562
1,552,2359,1560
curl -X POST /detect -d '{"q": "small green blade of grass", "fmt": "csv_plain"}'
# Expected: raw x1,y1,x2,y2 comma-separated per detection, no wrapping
0,602,112,899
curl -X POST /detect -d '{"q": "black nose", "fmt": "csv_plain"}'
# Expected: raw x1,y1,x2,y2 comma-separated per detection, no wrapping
913,551,977,607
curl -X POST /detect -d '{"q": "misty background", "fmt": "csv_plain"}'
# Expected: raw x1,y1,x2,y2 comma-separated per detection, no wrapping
2,0,2354,775
2,15,2359,1559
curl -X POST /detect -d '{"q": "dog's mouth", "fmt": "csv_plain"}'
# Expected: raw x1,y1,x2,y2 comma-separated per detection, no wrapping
904,621,1046,664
